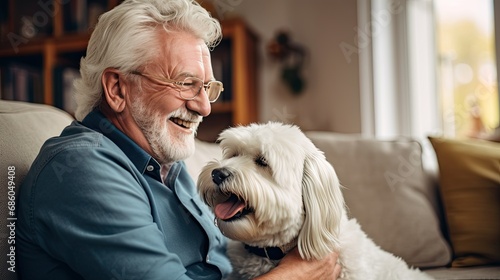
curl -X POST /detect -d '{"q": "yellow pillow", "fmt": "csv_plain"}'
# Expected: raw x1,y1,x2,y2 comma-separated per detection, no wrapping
428,137,500,267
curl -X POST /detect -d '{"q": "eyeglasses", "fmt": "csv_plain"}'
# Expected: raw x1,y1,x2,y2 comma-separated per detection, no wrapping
130,71,223,103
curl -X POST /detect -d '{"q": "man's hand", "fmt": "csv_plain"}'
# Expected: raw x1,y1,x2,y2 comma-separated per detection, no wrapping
255,248,342,279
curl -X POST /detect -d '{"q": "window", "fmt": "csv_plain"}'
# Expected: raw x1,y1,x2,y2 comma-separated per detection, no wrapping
360,0,500,140
435,0,499,138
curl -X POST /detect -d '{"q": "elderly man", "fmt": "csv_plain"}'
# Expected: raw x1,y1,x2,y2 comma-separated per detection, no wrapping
16,0,341,279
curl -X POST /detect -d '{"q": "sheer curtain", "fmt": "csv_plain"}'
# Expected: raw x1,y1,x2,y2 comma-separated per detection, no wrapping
358,0,439,140
358,0,439,171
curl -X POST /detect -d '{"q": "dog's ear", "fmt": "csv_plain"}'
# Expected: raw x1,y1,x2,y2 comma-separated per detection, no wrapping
298,149,345,260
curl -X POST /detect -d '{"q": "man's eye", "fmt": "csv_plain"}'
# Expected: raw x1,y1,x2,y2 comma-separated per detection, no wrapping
182,80,196,86
255,156,268,167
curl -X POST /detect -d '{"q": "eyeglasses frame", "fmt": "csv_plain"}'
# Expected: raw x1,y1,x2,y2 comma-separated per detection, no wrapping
129,70,223,103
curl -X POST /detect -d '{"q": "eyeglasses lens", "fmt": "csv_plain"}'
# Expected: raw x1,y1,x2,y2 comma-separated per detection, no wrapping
207,82,223,101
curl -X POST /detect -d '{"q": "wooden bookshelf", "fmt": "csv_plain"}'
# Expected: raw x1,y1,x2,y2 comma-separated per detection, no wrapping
0,1,258,142
197,17,259,141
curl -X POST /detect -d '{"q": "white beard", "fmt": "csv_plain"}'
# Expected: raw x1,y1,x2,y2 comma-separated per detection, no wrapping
130,99,199,164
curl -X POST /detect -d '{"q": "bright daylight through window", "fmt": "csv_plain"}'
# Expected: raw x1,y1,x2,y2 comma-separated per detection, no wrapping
435,0,500,138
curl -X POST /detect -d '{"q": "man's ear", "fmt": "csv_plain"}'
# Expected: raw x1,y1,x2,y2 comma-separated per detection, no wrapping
102,68,127,113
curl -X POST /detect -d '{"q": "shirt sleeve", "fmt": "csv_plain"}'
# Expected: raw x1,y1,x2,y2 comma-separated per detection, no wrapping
28,144,193,280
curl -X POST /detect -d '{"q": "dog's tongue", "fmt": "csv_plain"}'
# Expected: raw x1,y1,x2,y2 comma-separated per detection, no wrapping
214,195,246,220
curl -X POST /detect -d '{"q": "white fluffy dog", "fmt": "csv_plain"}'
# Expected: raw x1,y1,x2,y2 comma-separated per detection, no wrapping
197,122,433,280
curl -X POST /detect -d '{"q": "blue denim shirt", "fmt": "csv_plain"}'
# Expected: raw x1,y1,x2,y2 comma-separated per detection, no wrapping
17,110,231,280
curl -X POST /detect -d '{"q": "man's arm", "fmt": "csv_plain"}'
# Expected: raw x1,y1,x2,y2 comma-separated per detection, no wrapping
27,146,193,280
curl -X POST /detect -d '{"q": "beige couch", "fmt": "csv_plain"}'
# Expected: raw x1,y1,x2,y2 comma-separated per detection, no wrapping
1,100,499,279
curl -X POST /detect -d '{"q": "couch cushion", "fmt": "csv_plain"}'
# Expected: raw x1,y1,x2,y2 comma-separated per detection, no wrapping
424,265,500,279
306,132,452,268
0,100,73,280
428,137,500,268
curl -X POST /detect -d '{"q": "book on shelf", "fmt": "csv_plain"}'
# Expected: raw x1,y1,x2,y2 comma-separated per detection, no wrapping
211,38,232,103
0,63,43,103
11,0,53,39
53,66,79,115
63,0,107,33
0,1,8,42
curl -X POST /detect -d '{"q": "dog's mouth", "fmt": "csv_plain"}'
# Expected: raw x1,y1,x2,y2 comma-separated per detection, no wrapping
214,193,253,222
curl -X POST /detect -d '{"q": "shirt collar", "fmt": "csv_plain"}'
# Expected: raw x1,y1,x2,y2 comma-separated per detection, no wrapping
81,110,154,175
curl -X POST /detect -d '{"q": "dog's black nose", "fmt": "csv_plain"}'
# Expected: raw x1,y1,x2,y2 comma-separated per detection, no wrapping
212,168,231,185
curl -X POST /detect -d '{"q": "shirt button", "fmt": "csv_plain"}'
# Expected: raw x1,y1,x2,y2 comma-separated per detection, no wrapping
206,254,210,263
146,165,154,172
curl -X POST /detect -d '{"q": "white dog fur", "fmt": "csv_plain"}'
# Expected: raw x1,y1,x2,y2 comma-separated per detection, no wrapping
197,122,433,280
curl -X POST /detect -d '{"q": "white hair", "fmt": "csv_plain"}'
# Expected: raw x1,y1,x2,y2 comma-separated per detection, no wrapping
73,0,222,120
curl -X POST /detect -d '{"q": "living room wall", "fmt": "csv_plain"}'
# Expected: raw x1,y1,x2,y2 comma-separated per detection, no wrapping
215,0,362,133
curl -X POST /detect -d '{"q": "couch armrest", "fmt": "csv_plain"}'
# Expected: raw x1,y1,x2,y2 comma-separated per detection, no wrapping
0,100,74,280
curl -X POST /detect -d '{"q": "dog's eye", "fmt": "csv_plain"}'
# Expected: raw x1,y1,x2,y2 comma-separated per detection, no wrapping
255,156,268,167
224,151,238,158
